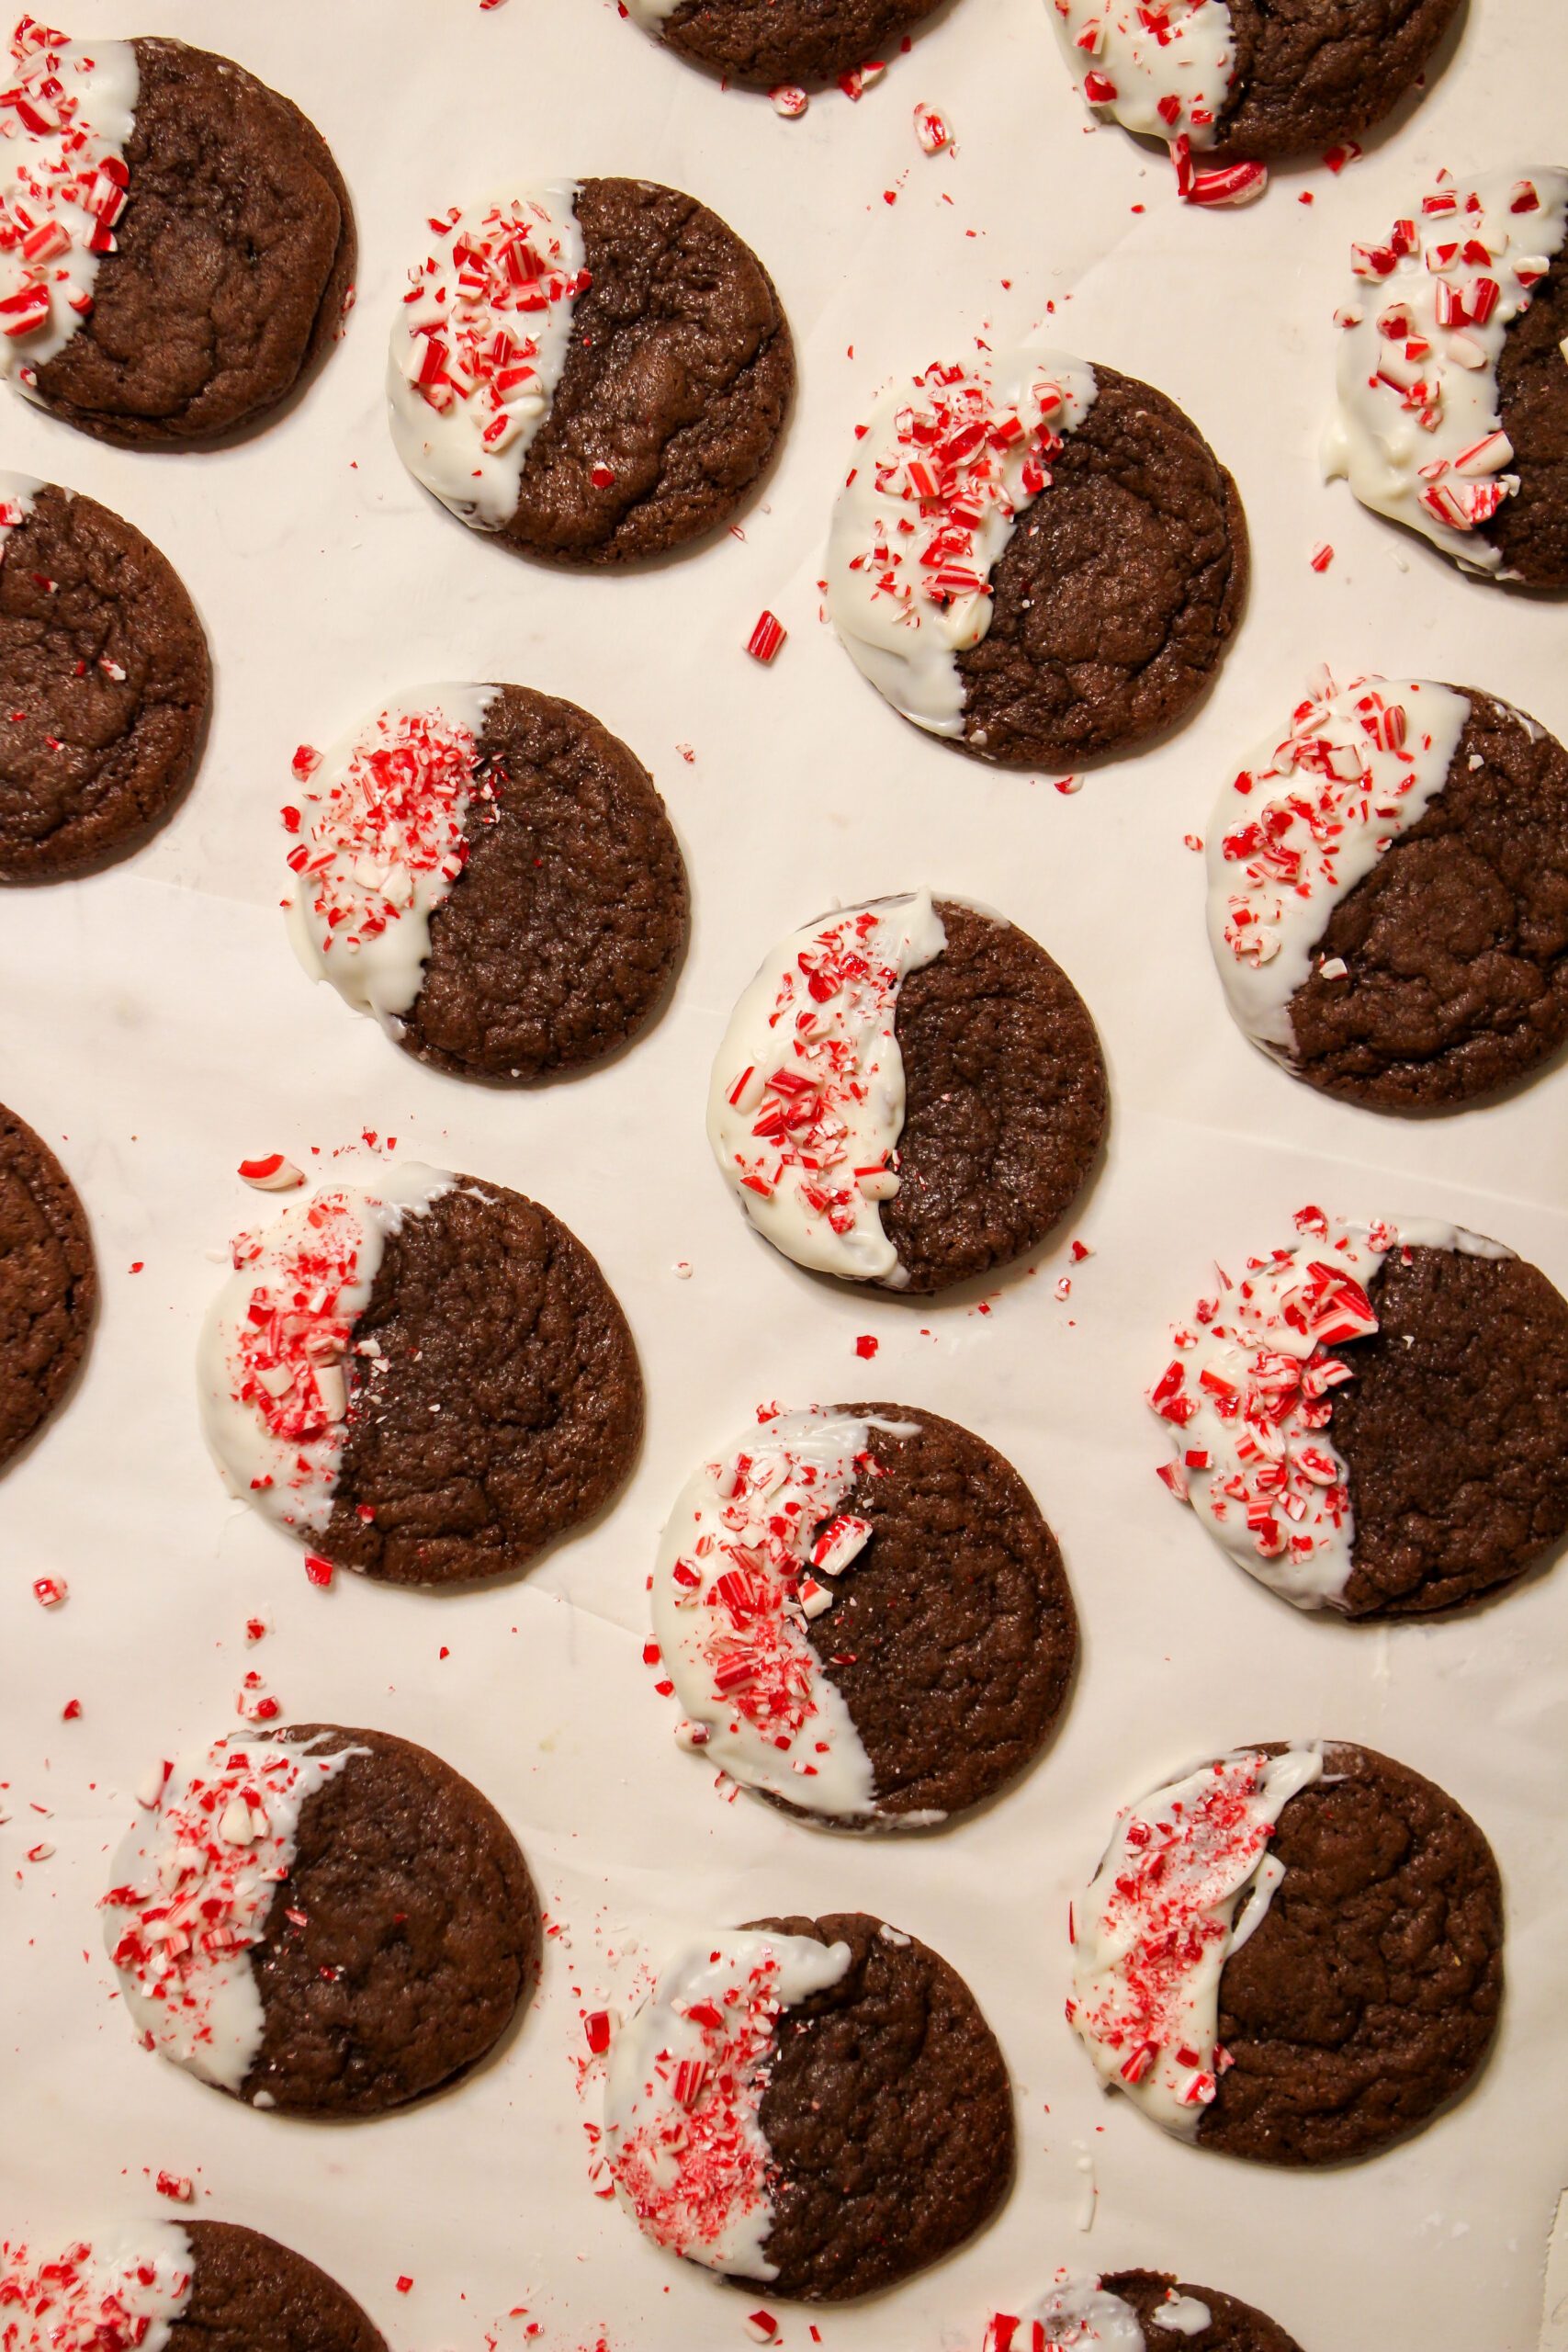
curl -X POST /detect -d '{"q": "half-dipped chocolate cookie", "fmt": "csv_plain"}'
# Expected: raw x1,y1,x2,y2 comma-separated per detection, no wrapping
981,2273,1302,2352
708,894,1106,1292
389,179,792,564
287,685,688,1080
1050,0,1461,189
0,475,209,877
622,0,945,89
828,349,1246,767
0,2224,388,2352
653,1403,1077,1825
0,26,355,446
1069,1740,1503,2165
1208,673,1568,1106
1325,169,1568,585
605,1913,1013,2296
102,1724,539,2114
0,1103,94,1471
1149,1206,1568,1616
199,1160,641,1585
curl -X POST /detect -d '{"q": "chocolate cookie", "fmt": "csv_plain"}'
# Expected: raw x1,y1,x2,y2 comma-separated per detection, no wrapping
1151,1206,1568,1617
605,1914,1013,2297
1325,169,1568,586
288,684,687,1080
828,351,1246,767
0,476,209,878
103,1724,540,2116
0,1104,94,1471
1050,0,1460,179
1209,675,1568,1108
708,894,1106,1294
654,1402,1077,1825
623,0,945,89
0,2222,387,2352
1069,1741,1503,2165
199,1160,641,1586
2,28,355,447
389,178,792,565
996,2272,1302,2352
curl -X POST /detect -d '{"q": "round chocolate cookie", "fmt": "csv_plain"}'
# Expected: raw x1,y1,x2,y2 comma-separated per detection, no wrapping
1210,679,1568,1109
1101,2270,1303,2351
707,894,1107,1295
0,2223,387,2352
389,178,792,566
0,1104,94,1472
653,1402,1077,1826
199,1163,642,1586
172,2224,389,2352
624,0,946,89
605,1914,1013,2298
0,476,209,879
104,1724,539,2117
5,34,355,447
288,684,687,1080
827,351,1246,770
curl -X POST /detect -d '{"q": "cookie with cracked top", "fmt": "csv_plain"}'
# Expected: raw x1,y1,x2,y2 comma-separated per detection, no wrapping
1100,2268,1303,2350
0,2222,388,2352
389,177,791,565
0,476,209,878
170,2224,388,2352
623,0,947,88
4,31,355,447
0,1104,94,1471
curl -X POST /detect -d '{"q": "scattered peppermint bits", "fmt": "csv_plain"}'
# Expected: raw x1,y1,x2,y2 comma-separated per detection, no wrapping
913,103,952,153
237,1153,304,1193
0,23,139,377
746,610,786,664
1172,136,1267,208
853,1333,878,1359
153,2172,192,2204
770,85,807,119
1309,541,1334,572
0,2237,194,2352
31,1574,66,1607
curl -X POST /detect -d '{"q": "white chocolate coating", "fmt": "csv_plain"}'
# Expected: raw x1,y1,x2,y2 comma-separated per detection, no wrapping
1069,1746,1324,2137
388,185,586,530
102,1733,362,2093
197,1159,452,1539
1008,2278,1146,2348
1150,1211,1514,1610
1152,2299,1213,2338
827,351,1098,738
623,0,684,21
0,27,138,384
707,892,948,1286
1047,0,1234,149
604,1928,852,2277
0,2230,193,2352
1324,168,1568,574
1206,673,1471,1058
286,685,500,1031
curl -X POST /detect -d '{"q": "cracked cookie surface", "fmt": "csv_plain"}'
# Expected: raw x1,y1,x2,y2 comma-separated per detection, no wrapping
1105,2269,1303,2351
174,2225,387,2352
1206,0,1463,166
0,481,209,878
0,1105,95,1471
647,0,944,88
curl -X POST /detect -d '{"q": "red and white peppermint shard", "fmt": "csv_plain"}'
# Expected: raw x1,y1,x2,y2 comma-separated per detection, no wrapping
1325,166,1568,573
1068,1747,1323,2134
0,2231,194,2352
1048,0,1235,151
0,25,139,384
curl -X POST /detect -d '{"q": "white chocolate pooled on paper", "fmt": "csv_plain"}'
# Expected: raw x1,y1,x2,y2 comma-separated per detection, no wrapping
197,1160,452,1537
0,2229,194,2352
101,1733,362,2092
388,184,588,528
707,893,947,1286
654,1407,934,1823
0,23,139,382
1206,673,1471,1057
1047,0,1235,148
1324,167,1568,574
286,686,501,1030
1068,1746,1324,2136
1149,1206,1514,1610
827,351,1097,738
604,1928,852,2277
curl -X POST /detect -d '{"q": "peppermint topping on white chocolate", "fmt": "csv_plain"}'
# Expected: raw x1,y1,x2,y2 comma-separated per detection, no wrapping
1149,1206,1513,1609
827,352,1097,737
1324,167,1568,572
101,1733,361,2091
388,186,588,528
285,687,500,1030
1206,672,1470,1057
0,2231,193,2352
0,21,138,377
985,2282,1145,2351
604,1929,852,2276
197,1161,451,1538
1068,1746,1323,2135
1048,0,1235,148
707,893,947,1286
653,1408,914,1819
